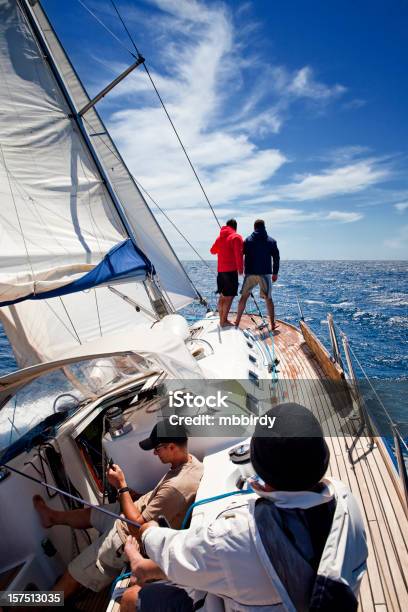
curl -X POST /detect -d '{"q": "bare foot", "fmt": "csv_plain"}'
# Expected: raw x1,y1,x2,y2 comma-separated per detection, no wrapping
33,495,54,528
124,536,142,572
221,320,234,328
124,536,145,585
233,319,241,328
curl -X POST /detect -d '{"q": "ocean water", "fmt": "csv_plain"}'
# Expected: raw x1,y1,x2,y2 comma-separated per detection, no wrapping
183,260,408,381
0,261,407,427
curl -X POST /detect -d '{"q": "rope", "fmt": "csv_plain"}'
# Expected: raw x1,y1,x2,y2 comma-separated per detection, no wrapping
2,462,143,530
249,294,279,385
8,396,18,447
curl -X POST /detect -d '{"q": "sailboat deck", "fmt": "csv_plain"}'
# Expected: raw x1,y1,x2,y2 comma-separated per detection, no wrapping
239,315,408,611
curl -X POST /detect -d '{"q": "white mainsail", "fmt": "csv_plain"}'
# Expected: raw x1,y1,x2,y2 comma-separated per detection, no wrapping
28,0,198,310
0,0,199,366
0,0,131,303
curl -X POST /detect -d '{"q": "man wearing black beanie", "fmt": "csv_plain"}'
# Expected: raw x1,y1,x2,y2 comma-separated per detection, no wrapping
250,402,330,492
122,403,368,612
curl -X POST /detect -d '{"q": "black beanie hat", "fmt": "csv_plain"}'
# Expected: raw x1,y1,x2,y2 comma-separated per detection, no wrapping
250,403,330,491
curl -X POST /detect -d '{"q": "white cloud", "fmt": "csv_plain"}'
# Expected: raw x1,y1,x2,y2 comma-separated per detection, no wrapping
325,211,363,223
384,225,408,249
82,0,395,259
276,160,390,201
286,66,346,100
394,201,408,213
96,0,355,214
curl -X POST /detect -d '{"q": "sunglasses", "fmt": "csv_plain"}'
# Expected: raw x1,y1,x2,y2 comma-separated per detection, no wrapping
154,443,169,451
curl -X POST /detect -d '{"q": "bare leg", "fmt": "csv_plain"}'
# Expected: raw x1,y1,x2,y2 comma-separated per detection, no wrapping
234,294,248,327
220,296,234,327
217,294,223,320
265,298,276,330
218,295,225,325
124,536,166,585
33,495,92,529
120,585,142,612
52,569,82,599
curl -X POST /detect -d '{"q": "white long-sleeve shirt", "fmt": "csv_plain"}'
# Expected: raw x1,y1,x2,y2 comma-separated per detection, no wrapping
142,479,367,612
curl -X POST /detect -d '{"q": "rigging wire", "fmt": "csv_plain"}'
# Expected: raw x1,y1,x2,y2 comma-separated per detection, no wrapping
108,0,140,56
82,113,215,280
45,301,82,343
59,297,82,345
141,62,221,229
94,288,103,336
347,347,408,454
76,0,137,59
133,179,213,272
78,0,221,229
0,144,35,282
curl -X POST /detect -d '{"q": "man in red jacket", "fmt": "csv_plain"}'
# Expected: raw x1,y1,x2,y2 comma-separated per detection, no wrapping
210,219,244,327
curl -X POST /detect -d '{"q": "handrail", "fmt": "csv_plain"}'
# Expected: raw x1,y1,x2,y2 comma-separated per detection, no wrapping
341,333,375,464
392,425,408,513
332,322,408,509
327,313,343,368
185,338,215,355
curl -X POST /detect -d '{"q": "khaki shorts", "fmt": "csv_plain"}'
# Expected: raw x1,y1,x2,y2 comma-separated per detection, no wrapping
68,503,126,592
241,274,272,299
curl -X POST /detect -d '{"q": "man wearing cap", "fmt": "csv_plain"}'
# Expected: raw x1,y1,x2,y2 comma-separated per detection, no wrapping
120,404,367,612
32,420,203,599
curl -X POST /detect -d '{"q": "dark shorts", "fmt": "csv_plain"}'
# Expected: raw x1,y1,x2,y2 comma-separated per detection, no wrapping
216,271,238,297
138,582,194,611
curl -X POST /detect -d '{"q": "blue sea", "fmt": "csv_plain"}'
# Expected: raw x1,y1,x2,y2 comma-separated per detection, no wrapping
183,260,407,379
0,261,407,428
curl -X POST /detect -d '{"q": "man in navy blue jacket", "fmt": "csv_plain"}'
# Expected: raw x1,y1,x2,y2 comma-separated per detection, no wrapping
234,219,280,330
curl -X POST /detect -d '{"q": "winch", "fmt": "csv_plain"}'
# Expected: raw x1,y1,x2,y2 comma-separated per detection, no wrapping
229,442,253,481
105,406,132,438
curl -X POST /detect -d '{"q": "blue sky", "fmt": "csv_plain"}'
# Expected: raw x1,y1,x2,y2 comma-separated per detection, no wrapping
42,0,408,259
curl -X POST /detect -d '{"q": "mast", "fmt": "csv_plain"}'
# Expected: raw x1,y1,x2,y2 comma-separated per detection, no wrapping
24,0,200,311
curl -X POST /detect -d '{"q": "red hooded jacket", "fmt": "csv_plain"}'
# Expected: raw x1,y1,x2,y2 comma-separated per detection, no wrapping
210,226,244,274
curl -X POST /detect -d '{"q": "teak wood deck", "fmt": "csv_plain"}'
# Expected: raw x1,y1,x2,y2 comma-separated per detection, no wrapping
239,315,408,612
